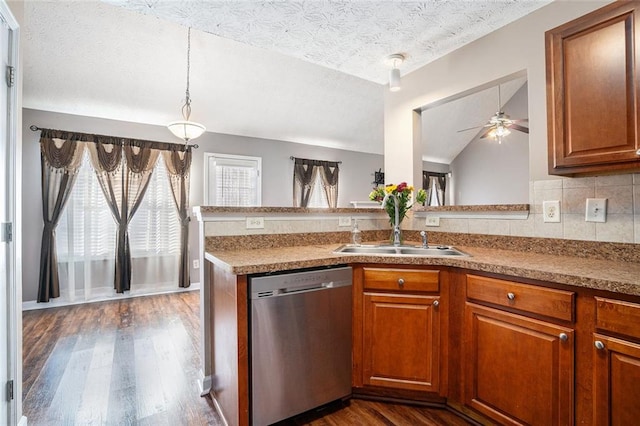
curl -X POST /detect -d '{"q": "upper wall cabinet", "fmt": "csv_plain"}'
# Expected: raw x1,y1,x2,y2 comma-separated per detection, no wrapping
546,1,640,176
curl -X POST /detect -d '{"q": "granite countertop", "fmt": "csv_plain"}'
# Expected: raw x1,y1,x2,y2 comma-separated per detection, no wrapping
205,242,640,297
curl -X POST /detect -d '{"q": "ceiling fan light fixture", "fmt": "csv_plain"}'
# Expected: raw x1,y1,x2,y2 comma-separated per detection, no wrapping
385,53,405,92
168,27,206,143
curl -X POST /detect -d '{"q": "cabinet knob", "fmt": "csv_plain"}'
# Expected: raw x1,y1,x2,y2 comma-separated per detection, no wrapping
595,340,605,350
507,292,516,301
433,300,439,308
636,149,640,156
397,278,405,286
559,333,568,342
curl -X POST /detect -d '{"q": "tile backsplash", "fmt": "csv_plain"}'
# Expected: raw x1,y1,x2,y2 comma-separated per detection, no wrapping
409,174,640,244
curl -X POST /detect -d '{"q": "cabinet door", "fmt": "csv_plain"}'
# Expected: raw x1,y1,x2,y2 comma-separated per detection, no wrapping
464,303,574,425
546,2,640,175
593,334,640,425
362,292,440,392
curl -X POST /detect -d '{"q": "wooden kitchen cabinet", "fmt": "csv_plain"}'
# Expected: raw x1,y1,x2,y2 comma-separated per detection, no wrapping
353,266,443,395
546,1,640,175
593,297,640,425
463,275,575,425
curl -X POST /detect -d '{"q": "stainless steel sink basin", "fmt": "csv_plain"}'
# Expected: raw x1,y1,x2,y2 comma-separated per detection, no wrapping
333,244,469,257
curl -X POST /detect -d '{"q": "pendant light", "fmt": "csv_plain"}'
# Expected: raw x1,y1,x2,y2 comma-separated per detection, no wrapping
167,27,206,142
385,54,405,92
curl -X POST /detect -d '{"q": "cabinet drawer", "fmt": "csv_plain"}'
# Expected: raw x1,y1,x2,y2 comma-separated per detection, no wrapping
596,297,640,340
466,274,574,322
363,268,439,292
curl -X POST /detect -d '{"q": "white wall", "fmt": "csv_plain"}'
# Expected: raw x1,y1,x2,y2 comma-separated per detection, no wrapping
384,1,613,186
22,108,382,301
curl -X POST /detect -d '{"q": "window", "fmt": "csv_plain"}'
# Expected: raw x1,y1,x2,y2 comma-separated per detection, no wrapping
306,172,329,208
57,153,179,260
204,153,262,206
55,153,180,300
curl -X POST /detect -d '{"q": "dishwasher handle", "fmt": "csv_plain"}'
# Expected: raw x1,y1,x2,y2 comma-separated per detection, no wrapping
252,279,351,299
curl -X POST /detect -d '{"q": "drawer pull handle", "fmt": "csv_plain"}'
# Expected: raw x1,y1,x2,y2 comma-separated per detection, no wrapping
397,278,405,286
559,333,568,342
433,300,439,308
595,340,605,350
507,292,516,301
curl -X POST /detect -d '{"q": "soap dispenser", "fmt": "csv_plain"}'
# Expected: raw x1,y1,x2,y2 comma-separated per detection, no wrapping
351,220,362,246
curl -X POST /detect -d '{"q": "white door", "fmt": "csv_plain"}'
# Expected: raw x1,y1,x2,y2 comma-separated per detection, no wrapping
0,1,19,424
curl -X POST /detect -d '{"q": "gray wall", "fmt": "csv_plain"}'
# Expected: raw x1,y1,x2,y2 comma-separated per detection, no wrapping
22,108,382,301
450,83,529,205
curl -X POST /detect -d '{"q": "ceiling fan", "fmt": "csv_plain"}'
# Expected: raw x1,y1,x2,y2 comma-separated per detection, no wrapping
458,85,529,143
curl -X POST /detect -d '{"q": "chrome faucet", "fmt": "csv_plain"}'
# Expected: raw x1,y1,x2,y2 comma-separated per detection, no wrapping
382,192,401,246
420,230,428,248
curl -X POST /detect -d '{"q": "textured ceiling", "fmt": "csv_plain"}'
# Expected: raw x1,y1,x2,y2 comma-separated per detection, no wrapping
104,0,551,84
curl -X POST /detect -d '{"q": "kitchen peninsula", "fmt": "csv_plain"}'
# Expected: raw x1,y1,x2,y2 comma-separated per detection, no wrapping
195,206,640,426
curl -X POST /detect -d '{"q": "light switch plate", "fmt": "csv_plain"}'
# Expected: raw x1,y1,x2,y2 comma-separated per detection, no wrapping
585,198,607,223
543,200,561,223
246,217,265,229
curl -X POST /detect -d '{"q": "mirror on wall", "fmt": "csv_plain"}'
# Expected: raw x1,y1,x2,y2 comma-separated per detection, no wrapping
420,73,529,206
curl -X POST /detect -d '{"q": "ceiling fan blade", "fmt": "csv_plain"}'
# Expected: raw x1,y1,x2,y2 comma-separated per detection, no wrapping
510,124,529,134
457,123,491,133
479,126,494,139
512,118,528,123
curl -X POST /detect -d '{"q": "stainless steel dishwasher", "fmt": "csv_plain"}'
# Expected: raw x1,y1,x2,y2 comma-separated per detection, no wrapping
249,265,352,426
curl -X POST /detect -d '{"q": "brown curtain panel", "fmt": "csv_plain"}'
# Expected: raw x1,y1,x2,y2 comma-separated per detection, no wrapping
38,131,86,302
87,141,160,293
161,148,192,288
318,161,339,208
292,158,319,207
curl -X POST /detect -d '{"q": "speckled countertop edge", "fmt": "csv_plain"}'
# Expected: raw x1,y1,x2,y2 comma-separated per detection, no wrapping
205,242,640,297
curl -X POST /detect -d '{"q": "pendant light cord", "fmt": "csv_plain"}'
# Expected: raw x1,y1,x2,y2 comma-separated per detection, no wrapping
183,27,193,121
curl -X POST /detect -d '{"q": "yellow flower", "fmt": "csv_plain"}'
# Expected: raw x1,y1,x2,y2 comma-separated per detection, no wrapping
385,184,397,193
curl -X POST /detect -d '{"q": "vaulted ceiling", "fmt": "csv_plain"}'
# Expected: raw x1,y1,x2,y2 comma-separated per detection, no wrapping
23,1,549,157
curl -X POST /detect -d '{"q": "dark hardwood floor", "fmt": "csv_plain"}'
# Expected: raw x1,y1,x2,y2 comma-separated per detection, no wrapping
23,291,470,425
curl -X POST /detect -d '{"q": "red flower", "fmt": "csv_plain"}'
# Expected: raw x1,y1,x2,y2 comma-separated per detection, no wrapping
396,182,407,193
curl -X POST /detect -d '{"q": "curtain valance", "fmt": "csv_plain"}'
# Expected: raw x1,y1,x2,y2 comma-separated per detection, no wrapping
38,127,195,153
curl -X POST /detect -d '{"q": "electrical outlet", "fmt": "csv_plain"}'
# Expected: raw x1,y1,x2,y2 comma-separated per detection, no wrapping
246,217,265,229
543,200,561,223
193,259,200,269
585,198,607,223
338,217,352,227
425,216,440,227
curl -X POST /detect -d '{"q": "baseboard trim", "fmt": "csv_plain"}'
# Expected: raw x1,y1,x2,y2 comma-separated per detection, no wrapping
22,283,200,311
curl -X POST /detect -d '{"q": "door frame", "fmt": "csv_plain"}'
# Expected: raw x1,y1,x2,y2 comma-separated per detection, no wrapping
0,1,22,424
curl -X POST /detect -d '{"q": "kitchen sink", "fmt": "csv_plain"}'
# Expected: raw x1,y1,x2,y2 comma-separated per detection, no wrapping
333,244,469,257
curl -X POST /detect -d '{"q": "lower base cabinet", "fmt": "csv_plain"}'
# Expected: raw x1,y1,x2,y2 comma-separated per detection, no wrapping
593,296,640,425
353,266,443,396
593,334,640,425
362,292,440,392
463,303,574,425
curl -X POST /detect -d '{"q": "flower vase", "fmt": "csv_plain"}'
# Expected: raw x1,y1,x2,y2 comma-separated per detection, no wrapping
389,220,403,245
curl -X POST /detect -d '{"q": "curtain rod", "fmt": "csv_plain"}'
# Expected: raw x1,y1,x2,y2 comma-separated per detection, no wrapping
290,156,342,164
29,125,199,150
